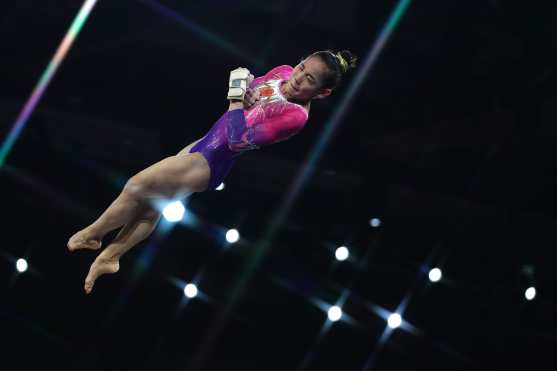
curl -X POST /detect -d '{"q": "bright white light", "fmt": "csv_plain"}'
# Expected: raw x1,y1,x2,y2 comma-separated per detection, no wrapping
216,183,225,191
226,228,240,243
328,306,342,322
162,201,185,222
16,258,28,273
370,218,381,228
184,283,198,298
525,287,536,301
387,313,402,329
335,246,349,261
428,267,442,282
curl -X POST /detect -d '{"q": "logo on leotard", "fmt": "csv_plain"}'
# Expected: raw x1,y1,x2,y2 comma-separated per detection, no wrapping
259,87,274,97
247,77,293,122
256,77,286,105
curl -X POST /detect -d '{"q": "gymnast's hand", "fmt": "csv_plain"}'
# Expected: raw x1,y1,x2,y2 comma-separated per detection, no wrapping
243,86,260,110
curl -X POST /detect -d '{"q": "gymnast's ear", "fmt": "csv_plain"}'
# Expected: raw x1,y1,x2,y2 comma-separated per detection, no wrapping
313,88,332,100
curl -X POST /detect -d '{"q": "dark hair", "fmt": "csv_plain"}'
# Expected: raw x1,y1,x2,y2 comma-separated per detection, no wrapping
309,49,358,89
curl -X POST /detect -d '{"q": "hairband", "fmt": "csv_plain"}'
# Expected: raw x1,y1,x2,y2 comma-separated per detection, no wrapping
334,52,349,73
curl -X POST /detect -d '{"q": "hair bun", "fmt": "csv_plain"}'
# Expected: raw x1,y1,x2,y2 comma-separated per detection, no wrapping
335,50,358,74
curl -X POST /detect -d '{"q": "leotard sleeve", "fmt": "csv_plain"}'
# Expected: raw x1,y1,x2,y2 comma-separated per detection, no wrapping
249,65,293,88
226,106,307,152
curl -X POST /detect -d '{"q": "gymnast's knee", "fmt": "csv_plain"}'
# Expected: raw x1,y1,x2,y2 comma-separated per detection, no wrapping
123,175,150,198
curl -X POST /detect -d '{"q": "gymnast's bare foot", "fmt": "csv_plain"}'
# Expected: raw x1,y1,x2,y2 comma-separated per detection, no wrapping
84,251,120,294
67,228,102,252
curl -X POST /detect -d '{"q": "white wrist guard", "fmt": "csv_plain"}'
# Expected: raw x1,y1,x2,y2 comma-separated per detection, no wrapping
227,67,251,101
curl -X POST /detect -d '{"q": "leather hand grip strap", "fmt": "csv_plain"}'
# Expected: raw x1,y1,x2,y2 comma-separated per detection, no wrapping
227,67,251,101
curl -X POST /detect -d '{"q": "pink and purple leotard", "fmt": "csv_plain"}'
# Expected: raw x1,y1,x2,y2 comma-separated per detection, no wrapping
188,65,308,190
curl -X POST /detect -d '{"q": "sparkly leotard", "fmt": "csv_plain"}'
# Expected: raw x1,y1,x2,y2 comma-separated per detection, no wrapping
188,65,308,190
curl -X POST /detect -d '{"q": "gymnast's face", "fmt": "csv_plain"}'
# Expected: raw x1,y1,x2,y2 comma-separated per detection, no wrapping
283,56,332,102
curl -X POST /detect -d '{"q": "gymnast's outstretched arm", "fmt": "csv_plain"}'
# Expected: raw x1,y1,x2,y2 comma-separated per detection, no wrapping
226,103,307,151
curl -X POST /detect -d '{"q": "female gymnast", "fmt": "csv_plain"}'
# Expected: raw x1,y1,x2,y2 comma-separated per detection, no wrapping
67,50,357,294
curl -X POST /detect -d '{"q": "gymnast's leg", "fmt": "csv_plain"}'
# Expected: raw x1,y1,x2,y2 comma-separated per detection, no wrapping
67,152,209,252
83,205,161,294
67,184,143,251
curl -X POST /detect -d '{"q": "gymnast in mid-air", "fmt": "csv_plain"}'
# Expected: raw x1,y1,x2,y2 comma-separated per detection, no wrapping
67,49,357,294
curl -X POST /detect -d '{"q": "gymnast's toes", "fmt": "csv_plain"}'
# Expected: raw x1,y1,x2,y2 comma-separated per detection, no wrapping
67,230,102,252
84,255,120,294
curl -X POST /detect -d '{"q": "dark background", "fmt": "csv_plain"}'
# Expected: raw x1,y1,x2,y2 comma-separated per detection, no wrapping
2,0,557,370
